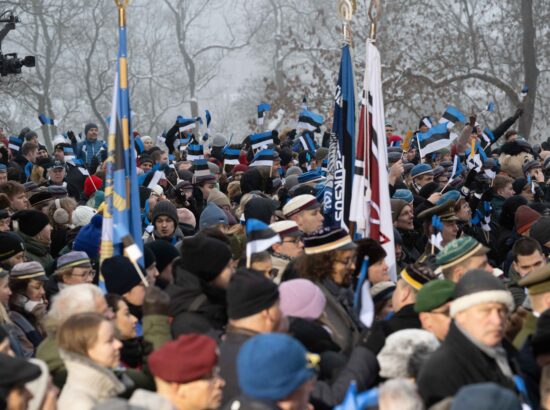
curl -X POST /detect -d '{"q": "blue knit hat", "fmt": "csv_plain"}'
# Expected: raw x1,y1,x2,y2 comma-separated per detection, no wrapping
237,333,316,401
297,169,325,185
199,203,228,230
392,189,413,204
73,213,103,260
411,163,433,178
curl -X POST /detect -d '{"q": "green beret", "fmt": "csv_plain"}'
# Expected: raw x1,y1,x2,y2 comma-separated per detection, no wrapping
435,235,486,269
414,279,456,313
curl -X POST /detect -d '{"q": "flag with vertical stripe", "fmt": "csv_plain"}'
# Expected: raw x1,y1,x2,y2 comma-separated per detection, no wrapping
349,39,396,285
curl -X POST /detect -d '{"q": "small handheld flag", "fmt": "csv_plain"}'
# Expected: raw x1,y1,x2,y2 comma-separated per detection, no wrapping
439,106,465,128
297,109,324,132
257,103,271,126
177,116,198,132
186,144,204,161
38,113,55,126
520,85,529,101
249,131,274,153
245,218,281,268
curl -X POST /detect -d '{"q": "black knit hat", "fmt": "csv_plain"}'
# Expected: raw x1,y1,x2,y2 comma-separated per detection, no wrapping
227,269,279,320
0,354,41,390
0,232,25,262
354,238,387,277
145,241,179,273
450,270,514,318
152,200,178,225
11,210,50,237
179,235,232,282
143,245,156,269
101,255,143,296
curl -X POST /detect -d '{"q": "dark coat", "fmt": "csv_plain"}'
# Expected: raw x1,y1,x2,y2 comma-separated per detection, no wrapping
363,303,421,355
166,266,227,338
218,326,379,410
223,396,280,410
417,321,516,407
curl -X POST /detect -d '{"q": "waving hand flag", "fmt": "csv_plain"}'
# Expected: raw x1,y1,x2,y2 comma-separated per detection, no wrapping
257,103,271,126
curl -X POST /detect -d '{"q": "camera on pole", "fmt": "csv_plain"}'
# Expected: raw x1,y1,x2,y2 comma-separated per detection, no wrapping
0,11,35,77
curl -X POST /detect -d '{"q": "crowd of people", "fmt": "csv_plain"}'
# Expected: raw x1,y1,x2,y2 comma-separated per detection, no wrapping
0,105,549,410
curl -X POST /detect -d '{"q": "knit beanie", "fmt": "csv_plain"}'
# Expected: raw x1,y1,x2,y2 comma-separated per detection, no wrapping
514,205,541,234
286,166,303,178
145,241,179,273
73,214,103,260
179,235,232,282
152,200,178,226
279,279,325,320
101,255,143,296
207,189,230,208
529,216,550,247
512,177,529,195
391,199,408,223
232,163,249,175
83,175,103,198
71,206,97,228
143,246,156,269
199,203,228,230
451,383,521,410
84,123,98,136
227,269,279,320
450,270,514,318
244,197,278,225
0,232,25,262
11,210,50,237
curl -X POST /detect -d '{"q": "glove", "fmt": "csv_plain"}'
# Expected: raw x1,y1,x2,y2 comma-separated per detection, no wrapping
142,286,171,316
514,107,524,119
67,130,77,145
89,155,100,175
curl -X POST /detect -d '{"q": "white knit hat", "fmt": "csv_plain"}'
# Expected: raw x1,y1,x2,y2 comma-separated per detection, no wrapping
71,206,97,228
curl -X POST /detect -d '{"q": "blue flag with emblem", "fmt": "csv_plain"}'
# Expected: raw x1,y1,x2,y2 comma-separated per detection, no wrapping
100,4,143,266
325,44,355,230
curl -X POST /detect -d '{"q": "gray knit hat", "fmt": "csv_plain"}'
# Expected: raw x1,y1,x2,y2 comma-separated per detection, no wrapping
152,201,178,225
450,270,514,318
10,261,47,281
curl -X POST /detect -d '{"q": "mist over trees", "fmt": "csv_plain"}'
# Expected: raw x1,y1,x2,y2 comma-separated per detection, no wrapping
0,0,548,143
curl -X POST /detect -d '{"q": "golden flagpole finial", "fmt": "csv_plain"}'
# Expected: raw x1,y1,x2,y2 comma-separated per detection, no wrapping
114,0,130,8
368,0,382,41
337,0,355,45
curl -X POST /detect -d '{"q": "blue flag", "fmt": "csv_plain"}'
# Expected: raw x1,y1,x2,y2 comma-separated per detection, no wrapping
38,113,55,126
325,44,355,229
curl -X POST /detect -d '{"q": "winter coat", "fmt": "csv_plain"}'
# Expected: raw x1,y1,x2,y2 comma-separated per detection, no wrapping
315,278,361,356
37,314,170,389
166,266,227,338
17,232,55,276
9,305,45,350
142,226,185,247
76,139,104,167
397,228,423,265
57,349,128,410
363,303,422,355
218,325,379,410
491,195,506,222
417,321,516,407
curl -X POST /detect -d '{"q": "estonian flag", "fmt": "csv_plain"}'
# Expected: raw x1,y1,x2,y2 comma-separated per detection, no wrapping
63,146,76,161
439,106,465,128
257,103,271,126
177,116,198,132
187,144,204,161
9,136,23,152
250,149,275,167
38,113,55,126
416,122,457,158
192,159,211,180
299,131,317,155
298,109,324,132
250,131,274,152
245,218,281,263
223,147,240,167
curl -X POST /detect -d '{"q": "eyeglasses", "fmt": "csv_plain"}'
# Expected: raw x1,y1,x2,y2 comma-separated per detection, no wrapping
71,269,96,278
282,237,302,245
334,258,355,266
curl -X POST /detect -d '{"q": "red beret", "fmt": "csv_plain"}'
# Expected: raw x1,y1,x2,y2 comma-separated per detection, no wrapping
148,334,218,383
